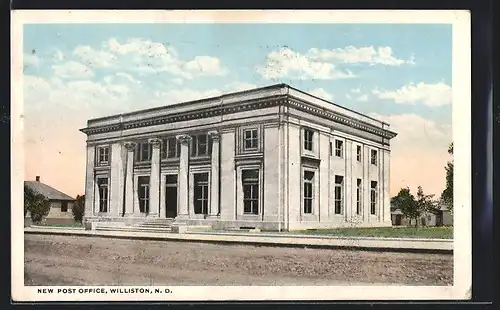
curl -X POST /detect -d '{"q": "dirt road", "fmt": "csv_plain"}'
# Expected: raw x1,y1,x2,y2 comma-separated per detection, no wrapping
24,234,453,286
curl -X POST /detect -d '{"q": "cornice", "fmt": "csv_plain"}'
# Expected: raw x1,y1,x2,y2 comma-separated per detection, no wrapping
287,97,397,140
80,94,397,140
80,95,286,135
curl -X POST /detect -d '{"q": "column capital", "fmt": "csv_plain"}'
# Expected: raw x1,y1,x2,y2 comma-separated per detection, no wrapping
176,134,192,145
208,130,220,141
124,142,137,151
148,138,162,149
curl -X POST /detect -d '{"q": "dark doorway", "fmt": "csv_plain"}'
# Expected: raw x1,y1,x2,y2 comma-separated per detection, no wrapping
395,214,402,226
435,211,444,227
165,174,178,218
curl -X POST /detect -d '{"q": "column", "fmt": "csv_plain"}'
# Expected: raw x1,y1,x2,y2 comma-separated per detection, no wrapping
148,138,161,217
318,133,329,222
84,145,96,220
382,150,391,224
123,142,136,216
176,134,191,219
219,130,236,221
208,131,220,217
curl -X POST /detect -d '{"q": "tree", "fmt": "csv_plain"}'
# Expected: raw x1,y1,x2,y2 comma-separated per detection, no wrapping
441,142,454,213
391,186,437,228
391,187,417,226
24,184,36,217
24,184,50,224
73,195,85,223
415,186,439,216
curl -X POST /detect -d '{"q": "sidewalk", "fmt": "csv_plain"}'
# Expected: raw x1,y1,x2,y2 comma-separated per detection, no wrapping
24,226,453,254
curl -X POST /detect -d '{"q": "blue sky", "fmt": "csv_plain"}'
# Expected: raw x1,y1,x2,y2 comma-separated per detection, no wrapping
23,23,453,197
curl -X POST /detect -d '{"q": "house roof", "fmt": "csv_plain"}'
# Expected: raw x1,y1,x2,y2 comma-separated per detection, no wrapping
24,180,75,201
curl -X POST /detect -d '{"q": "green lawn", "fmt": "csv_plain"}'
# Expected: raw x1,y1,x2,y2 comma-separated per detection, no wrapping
289,226,453,239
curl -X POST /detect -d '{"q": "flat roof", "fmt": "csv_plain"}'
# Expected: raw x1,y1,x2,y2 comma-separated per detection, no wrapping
85,83,388,129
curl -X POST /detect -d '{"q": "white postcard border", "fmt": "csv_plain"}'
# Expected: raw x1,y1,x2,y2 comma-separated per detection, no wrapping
11,9,472,301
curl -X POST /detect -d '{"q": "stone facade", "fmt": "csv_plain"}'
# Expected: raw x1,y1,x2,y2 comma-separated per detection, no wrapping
80,84,397,231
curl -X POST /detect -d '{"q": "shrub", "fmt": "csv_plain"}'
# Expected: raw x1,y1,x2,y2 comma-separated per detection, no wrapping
24,184,50,224
73,194,85,223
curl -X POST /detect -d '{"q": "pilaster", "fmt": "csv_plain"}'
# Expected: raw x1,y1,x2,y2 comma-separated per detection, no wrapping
208,131,220,217
363,145,370,223
84,146,96,219
345,140,353,222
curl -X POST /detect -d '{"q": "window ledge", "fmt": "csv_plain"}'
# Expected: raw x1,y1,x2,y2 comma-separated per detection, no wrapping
161,157,180,162
94,165,110,171
301,154,321,165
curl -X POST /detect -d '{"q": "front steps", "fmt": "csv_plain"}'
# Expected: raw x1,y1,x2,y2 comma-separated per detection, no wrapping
134,218,175,232
94,218,175,233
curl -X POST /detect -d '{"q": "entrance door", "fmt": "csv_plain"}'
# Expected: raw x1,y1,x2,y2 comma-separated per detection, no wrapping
165,174,178,218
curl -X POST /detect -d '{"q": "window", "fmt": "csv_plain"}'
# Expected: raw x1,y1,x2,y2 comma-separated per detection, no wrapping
335,140,344,158
138,176,150,213
304,129,314,151
370,181,378,215
356,145,362,162
162,137,181,159
136,142,152,162
194,173,209,214
97,146,110,165
244,129,259,150
371,150,378,165
356,179,362,215
303,171,315,214
191,134,210,157
165,174,178,185
97,178,108,213
334,175,344,214
61,201,68,213
242,169,259,214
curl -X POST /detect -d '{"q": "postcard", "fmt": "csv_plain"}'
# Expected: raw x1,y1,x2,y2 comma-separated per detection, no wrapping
12,9,471,301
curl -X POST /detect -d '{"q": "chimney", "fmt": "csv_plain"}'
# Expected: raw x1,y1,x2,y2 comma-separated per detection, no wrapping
35,176,40,182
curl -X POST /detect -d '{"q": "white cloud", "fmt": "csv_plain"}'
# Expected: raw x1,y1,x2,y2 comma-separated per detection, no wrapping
73,45,117,68
258,47,356,80
356,94,368,102
351,88,361,93
346,94,352,99
373,82,452,107
77,37,229,79
51,61,94,79
184,56,227,77
309,88,334,101
104,72,143,86
52,50,65,61
308,46,414,66
24,53,40,67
